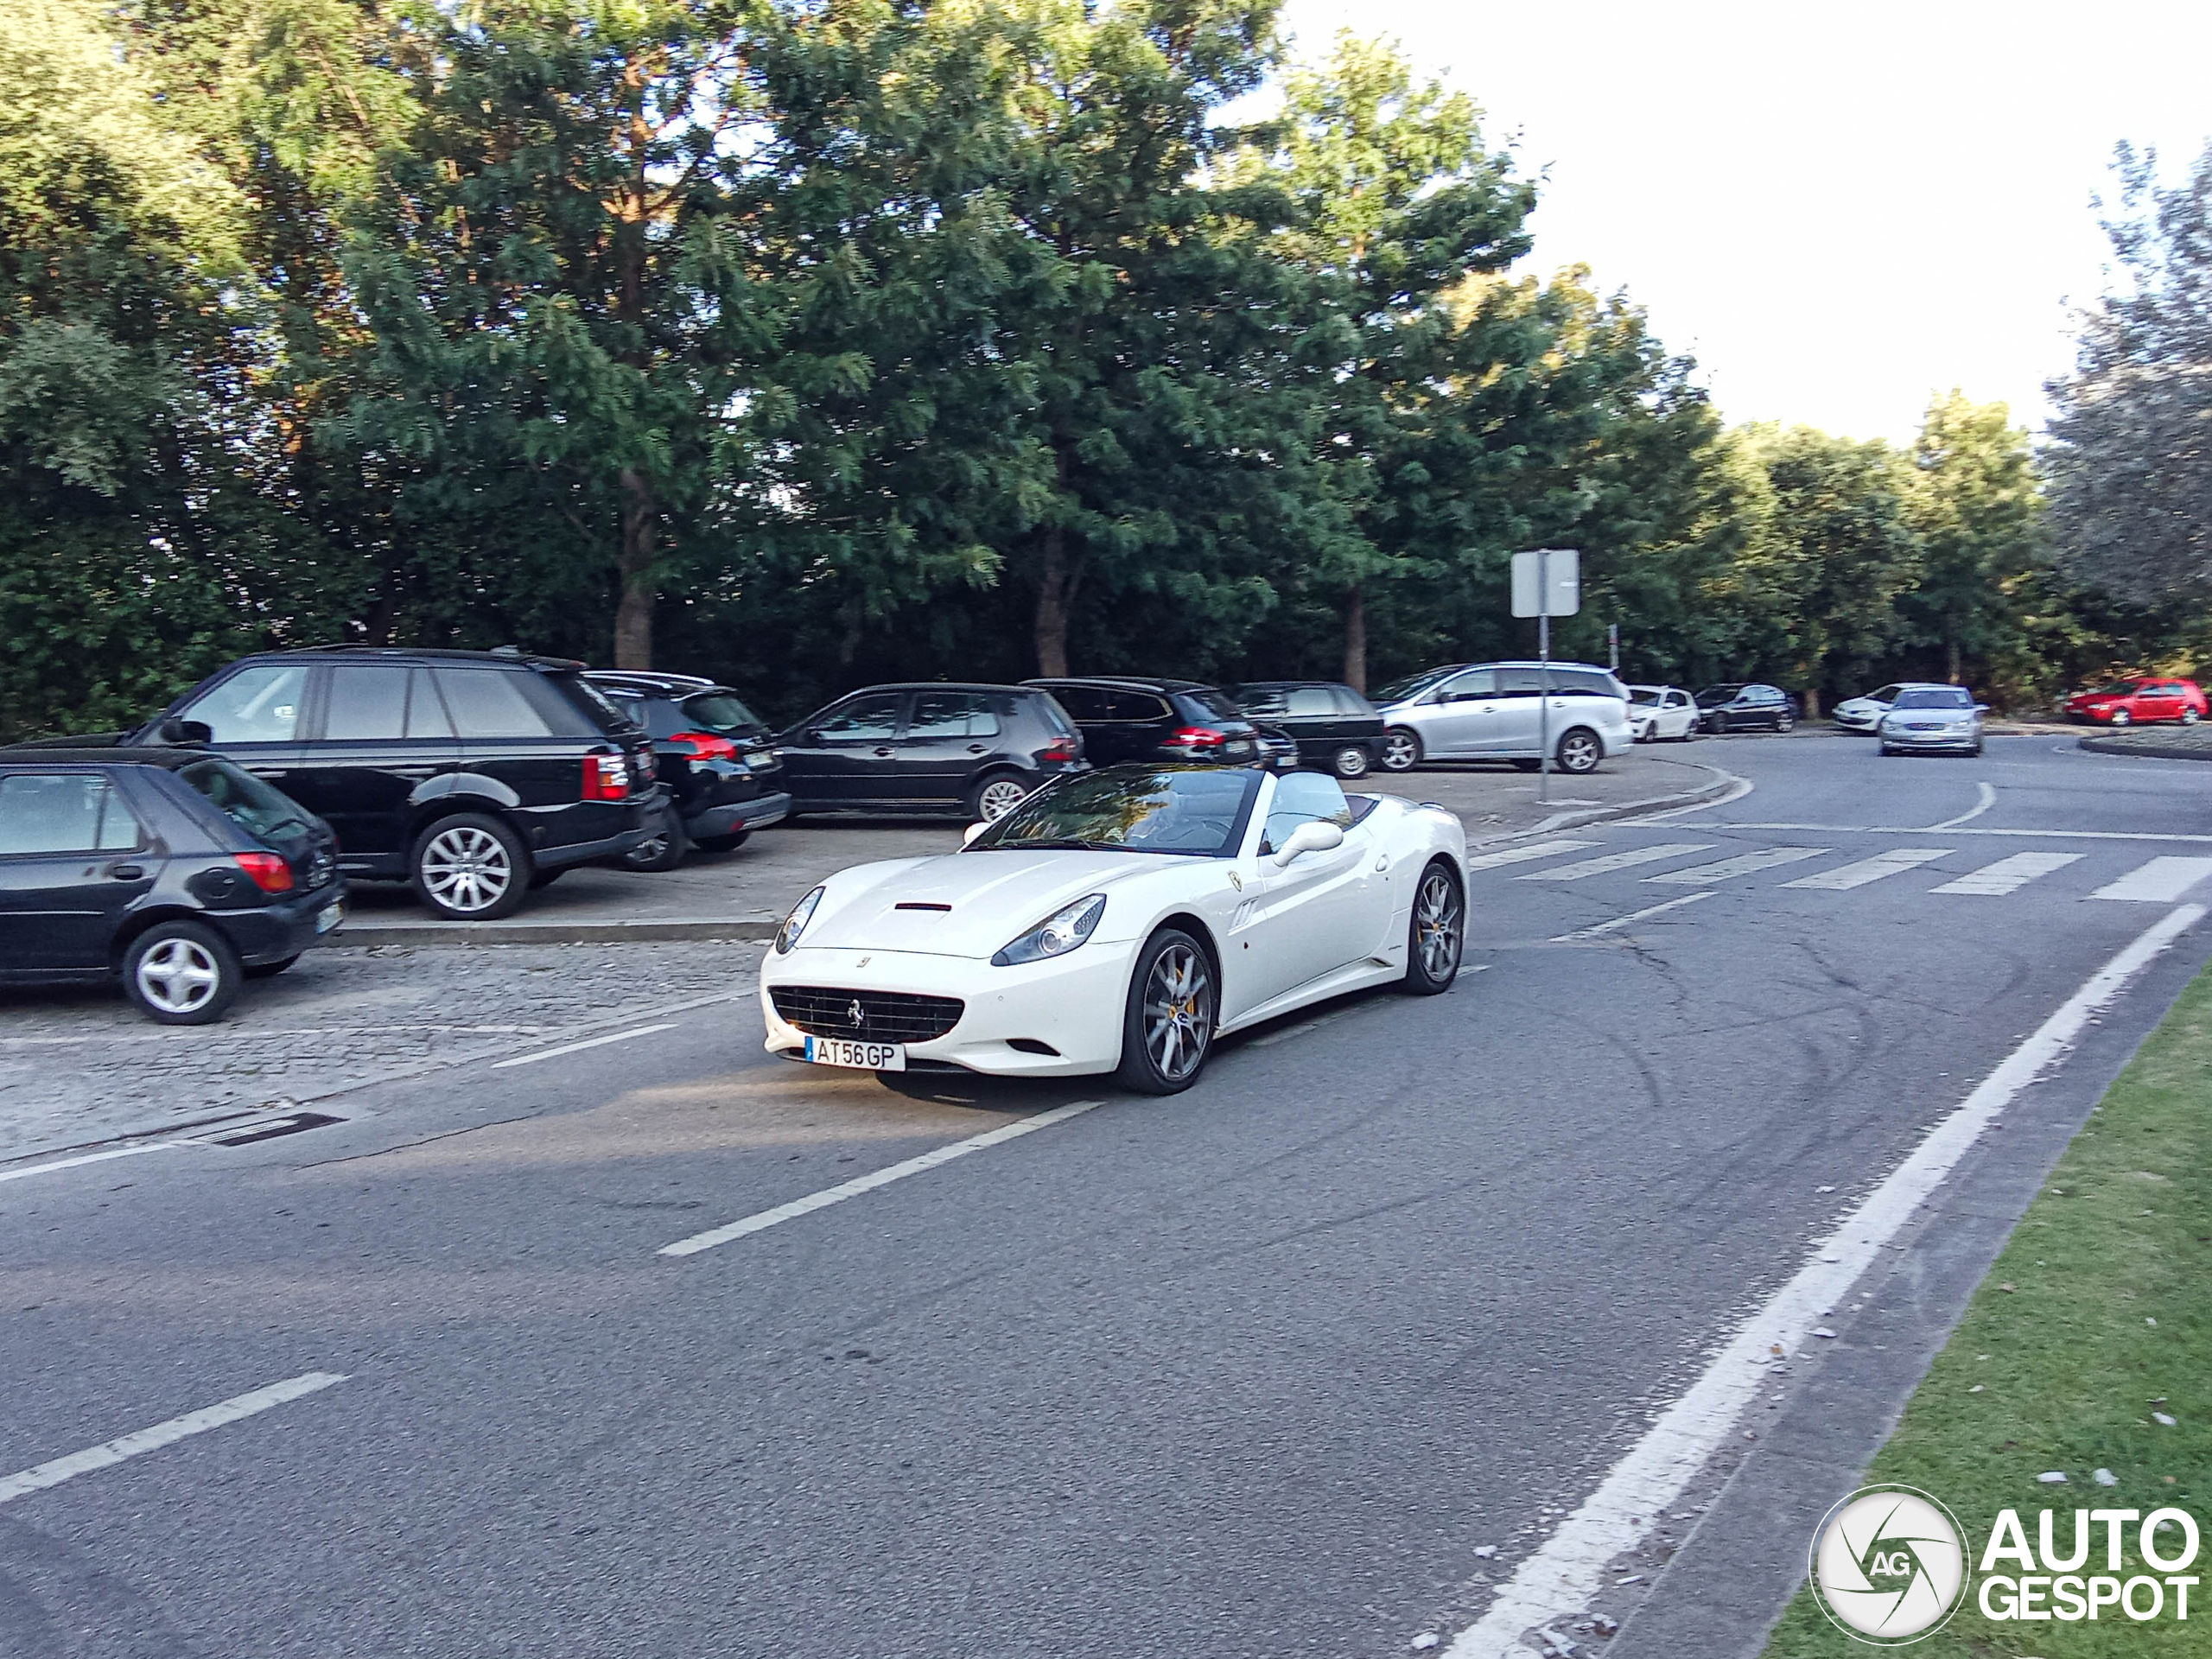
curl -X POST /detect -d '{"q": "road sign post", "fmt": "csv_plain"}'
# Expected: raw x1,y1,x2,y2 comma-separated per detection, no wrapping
1510,550,1581,803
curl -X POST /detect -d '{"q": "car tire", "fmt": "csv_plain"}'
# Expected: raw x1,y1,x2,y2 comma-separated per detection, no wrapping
693,830,750,855
2110,709,2133,727
1115,927,1217,1095
969,771,1030,822
1380,728,1422,772
123,920,242,1025
1555,728,1602,774
243,953,302,981
1402,860,1463,995
410,812,531,920
2185,708,2201,726
1776,711,1796,734
618,804,690,873
1332,745,1372,780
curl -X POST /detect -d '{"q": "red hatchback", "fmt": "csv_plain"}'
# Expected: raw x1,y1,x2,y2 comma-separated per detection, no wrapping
2065,677,2209,727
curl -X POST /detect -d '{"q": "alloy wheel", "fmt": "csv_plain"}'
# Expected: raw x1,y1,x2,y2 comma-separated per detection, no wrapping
1334,746,1370,779
978,778,1028,820
421,824,513,913
1559,730,1601,773
2111,709,2133,726
1141,943,1213,1083
1414,868,1462,982
2186,708,2201,725
1381,731,1420,772
136,938,220,1015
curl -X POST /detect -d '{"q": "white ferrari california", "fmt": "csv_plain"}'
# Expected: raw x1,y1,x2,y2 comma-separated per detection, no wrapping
760,764,1468,1093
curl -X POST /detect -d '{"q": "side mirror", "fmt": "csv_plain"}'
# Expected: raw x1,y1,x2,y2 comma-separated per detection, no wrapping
1272,818,1344,868
962,821,988,846
156,715,213,746
1974,703,1989,715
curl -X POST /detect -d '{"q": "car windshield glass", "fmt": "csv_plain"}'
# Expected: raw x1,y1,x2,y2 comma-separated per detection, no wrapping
1374,668,1454,703
1180,688,1243,721
971,766,1260,857
681,692,766,734
1629,688,1662,706
1695,685,1743,706
1891,688,1973,710
178,757,313,839
2096,680,2145,696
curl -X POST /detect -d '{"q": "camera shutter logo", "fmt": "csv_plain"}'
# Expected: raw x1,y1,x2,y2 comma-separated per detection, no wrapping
1809,1485,1971,1644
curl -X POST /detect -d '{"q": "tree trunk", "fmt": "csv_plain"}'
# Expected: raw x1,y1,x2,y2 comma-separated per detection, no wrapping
614,467,656,670
1946,639,1961,683
1341,584,1368,692
1034,524,1073,677
1802,686,1821,717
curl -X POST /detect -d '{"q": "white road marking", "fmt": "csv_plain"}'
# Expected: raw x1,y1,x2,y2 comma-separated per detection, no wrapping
1643,847,1827,885
1923,781,1997,830
1782,848,1953,891
1930,851,2082,896
1548,894,1713,942
0,1142,188,1185
2090,856,2212,903
660,1099,1107,1257
1463,840,1599,872
1689,822,2212,843
1619,766,1753,824
0,1372,348,1507
490,1022,678,1069
1516,844,1713,881
1443,903,2206,1659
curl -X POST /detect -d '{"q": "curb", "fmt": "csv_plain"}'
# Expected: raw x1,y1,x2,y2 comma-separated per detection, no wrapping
2077,731,2212,762
1464,761,1745,850
320,916,779,948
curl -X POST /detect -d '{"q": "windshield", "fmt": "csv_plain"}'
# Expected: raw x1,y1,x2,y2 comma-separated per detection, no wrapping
2095,680,2145,696
178,757,314,840
1695,684,1743,706
1891,688,1974,710
970,766,1261,858
1629,687,1662,706
1373,667,1457,704
681,692,766,734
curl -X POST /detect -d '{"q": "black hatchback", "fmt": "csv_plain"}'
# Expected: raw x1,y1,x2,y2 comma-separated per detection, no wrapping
1695,683,1799,734
130,648,663,919
777,683,1085,821
1024,677,1290,771
1228,682,1386,779
0,748,346,1022
586,672,793,868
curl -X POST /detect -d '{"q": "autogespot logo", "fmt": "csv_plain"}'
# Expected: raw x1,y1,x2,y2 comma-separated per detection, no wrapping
1810,1485,1972,1644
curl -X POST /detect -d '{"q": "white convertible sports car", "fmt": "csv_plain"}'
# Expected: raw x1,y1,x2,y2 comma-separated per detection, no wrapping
760,765,1468,1093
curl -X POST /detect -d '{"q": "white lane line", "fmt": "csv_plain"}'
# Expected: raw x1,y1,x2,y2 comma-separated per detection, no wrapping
0,1142,190,1185
1930,851,2082,896
1516,844,1713,881
1782,848,1954,891
1444,902,2206,1659
1463,840,1599,873
1643,847,1827,886
491,1022,677,1069
1548,893,1712,942
660,1099,1107,1257
1924,781,1997,830
2090,856,2212,903
1687,822,2212,843
0,1372,348,1507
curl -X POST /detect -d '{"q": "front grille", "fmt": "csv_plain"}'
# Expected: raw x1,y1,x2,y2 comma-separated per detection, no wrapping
770,986,964,1044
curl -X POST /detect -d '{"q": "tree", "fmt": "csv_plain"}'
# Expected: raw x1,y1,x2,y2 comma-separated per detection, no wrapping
1901,391,2044,685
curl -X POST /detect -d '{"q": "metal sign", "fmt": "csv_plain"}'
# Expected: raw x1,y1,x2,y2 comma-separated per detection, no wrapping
1510,548,1580,619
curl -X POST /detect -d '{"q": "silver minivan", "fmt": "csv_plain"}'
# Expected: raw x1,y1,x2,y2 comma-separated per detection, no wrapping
1372,661,1636,773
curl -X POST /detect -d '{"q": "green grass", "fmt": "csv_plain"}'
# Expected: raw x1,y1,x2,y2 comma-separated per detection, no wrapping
1760,964,2212,1658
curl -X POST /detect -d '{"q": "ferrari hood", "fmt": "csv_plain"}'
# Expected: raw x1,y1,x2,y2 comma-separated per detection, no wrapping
803,849,1189,957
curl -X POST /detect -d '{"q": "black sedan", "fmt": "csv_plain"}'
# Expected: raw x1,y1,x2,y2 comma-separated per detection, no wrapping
775,683,1086,820
1695,683,1799,734
587,671,792,867
1229,682,1386,779
0,747,346,1022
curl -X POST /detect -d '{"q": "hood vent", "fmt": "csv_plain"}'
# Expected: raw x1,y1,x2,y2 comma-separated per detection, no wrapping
893,901,953,912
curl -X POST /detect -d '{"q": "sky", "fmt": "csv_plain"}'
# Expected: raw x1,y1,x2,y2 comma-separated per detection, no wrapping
1268,0,2212,443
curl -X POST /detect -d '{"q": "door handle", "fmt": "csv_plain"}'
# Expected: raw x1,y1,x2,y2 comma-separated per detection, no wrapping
967,744,987,754
391,766,436,779
109,864,144,880
873,747,893,757
245,766,285,778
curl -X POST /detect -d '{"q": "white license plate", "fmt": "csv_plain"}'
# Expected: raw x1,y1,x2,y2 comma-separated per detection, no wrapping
803,1036,906,1071
1225,741,1252,756
746,750,776,768
315,903,344,934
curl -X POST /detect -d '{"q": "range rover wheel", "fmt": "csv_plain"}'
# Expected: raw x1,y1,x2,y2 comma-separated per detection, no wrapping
1332,745,1372,780
1556,728,1603,774
1380,728,1422,772
124,920,241,1025
411,812,531,920
619,804,690,872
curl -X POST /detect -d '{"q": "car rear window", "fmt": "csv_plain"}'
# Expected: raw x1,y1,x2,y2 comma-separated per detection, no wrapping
1235,686,1291,717
1033,694,1078,738
679,692,766,734
177,757,314,840
1179,688,1244,721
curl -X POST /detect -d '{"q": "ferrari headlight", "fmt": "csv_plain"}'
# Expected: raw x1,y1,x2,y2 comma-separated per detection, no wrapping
776,886,824,954
992,893,1106,968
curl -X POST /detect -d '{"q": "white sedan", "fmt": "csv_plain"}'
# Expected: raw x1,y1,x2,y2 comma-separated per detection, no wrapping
760,765,1469,1093
1627,684,1699,742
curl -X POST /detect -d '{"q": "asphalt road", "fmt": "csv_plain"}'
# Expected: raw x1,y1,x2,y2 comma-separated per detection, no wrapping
5,732,2211,1659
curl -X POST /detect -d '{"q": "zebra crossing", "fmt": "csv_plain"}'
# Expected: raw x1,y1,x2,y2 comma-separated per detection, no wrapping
1475,835,2212,907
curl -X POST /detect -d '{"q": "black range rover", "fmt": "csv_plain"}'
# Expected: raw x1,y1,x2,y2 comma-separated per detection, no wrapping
132,648,664,919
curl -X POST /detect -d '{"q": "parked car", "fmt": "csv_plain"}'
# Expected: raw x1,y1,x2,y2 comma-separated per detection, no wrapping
1024,677,1294,772
1228,682,1387,779
1695,683,1798,734
776,683,1085,821
584,671,792,868
1878,685,1985,756
2063,677,2208,728
1833,683,1916,734
1627,684,1699,742
0,747,346,1022
125,648,663,920
1369,662,1633,774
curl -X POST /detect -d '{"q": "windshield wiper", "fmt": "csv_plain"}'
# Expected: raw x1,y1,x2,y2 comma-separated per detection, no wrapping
983,836,1116,852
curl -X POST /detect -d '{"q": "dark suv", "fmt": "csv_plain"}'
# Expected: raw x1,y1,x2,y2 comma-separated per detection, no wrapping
777,683,1085,820
586,672,792,867
133,649,662,919
0,747,346,1022
1024,677,1291,770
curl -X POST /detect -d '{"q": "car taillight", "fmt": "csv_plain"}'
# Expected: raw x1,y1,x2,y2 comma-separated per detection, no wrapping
582,753,632,799
1167,726,1226,753
1039,736,1080,763
667,730,738,761
232,852,294,894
